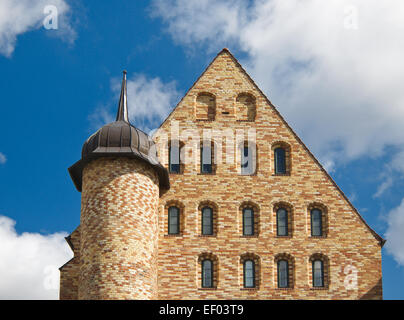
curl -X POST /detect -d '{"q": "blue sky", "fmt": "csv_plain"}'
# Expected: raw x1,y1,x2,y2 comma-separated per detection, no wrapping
0,0,403,299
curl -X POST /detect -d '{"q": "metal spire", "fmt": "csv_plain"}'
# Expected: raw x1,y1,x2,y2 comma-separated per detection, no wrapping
116,70,129,122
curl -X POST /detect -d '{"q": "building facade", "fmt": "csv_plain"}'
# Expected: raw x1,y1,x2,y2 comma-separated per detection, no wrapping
59,49,384,300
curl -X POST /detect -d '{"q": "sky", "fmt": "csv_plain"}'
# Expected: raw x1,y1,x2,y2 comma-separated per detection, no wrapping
0,0,403,299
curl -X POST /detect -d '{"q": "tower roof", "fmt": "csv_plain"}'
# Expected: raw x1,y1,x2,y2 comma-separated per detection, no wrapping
68,71,170,192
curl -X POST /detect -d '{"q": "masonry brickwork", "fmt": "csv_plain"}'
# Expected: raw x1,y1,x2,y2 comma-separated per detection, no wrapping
59,49,384,300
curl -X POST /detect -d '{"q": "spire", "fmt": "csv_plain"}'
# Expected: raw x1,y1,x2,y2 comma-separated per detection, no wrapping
116,70,129,122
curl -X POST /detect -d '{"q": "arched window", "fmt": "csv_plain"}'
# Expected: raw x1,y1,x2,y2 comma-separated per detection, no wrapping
202,259,213,288
240,142,255,175
311,209,323,236
274,147,286,174
202,207,213,235
312,260,324,287
168,206,180,234
277,208,288,236
243,260,255,288
243,207,254,236
201,141,212,174
169,142,181,173
277,260,289,288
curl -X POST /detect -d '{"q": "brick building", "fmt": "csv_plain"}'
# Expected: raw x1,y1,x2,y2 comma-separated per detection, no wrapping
59,48,385,300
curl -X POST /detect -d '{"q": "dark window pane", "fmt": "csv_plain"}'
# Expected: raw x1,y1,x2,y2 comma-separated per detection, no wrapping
202,207,213,235
311,209,322,236
201,144,212,173
244,260,255,288
313,260,324,287
169,144,180,173
278,260,289,288
277,208,288,236
243,208,254,236
274,147,286,174
241,145,254,175
168,207,179,234
202,260,213,288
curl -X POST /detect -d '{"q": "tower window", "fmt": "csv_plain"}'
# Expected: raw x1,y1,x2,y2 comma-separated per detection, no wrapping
243,260,255,288
241,143,255,175
201,142,212,174
202,259,213,288
243,207,254,236
168,206,180,235
311,209,323,236
277,260,289,288
169,142,181,174
312,260,324,287
202,207,213,235
274,147,286,174
277,208,288,236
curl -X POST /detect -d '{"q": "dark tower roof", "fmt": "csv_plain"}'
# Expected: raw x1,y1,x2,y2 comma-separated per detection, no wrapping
68,71,170,192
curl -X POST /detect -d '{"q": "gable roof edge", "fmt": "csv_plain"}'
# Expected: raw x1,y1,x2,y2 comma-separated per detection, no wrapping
154,48,385,247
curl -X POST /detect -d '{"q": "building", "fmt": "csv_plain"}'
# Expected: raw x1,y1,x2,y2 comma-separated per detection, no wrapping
59,48,385,300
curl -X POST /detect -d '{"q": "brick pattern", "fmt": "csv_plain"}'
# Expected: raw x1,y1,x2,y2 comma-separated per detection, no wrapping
78,158,159,299
154,50,383,300
60,49,383,300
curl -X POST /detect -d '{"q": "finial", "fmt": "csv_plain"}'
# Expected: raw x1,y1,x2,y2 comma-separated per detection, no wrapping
116,70,129,122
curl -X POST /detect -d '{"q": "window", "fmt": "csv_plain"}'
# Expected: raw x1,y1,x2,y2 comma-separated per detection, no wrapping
241,143,255,175
168,206,180,234
202,207,213,235
243,260,255,288
202,259,213,288
274,147,286,174
277,208,288,236
169,142,180,173
312,260,324,287
243,207,254,236
201,142,212,174
311,209,323,236
277,260,289,288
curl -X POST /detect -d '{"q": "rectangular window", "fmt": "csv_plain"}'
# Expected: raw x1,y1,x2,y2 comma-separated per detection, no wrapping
313,260,324,287
201,143,212,174
169,143,180,173
168,207,179,234
243,208,254,236
202,207,213,235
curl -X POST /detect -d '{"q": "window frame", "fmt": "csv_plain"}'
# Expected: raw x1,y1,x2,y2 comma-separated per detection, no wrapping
200,142,213,174
274,147,286,174
168,206,180,235
276,208,289,236
201,206,214,235
201,259,213,288
311,209,323,236
277,259,289,288
243,259,256,288
242,207,254,236
312,259,324,287
169,142,181,174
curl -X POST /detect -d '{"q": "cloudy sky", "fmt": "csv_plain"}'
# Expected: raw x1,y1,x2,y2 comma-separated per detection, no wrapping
0,0,403,299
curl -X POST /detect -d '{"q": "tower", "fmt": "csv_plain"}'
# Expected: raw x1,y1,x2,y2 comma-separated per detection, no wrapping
68,71,169,299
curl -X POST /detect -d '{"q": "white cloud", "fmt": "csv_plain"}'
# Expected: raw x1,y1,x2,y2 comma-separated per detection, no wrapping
151,0,404,172
0,152,6,164
91,73,180,134
0,215,72,299
0,0,75,57
385,198,404,266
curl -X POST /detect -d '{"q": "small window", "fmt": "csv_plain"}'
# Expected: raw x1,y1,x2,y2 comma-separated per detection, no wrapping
169,143,180,173
241,144,255,175
202,259,213,288
202,207,213,235
243,207,254,236
312,260,324,287
274,147,286,174
168,206,180,234
277,260,289,288
201,142,212,174
311,209,323,236
277,208,288,236
243,260,255,288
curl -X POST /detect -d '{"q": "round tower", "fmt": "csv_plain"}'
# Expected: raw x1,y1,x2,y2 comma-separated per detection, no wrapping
68,71,169,300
